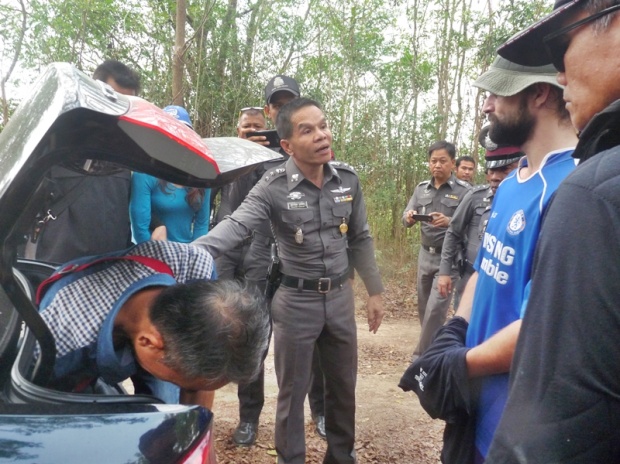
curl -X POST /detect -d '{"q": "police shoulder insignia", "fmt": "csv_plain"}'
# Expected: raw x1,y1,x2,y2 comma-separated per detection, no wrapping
331,161,356,173
417,180,430,187
456,178,471,188
264,169,286,184
473,183,490,193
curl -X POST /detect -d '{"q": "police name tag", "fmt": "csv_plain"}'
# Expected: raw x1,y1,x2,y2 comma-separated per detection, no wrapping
334,195,353,203
287,201,308,209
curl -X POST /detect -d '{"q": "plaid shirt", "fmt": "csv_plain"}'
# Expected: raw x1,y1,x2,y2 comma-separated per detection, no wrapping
39,240,215,381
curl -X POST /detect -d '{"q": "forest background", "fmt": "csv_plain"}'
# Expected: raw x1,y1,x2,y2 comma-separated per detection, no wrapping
0,0,551,275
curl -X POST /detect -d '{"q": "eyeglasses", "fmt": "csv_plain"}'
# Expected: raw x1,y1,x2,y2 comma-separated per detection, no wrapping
543,3,620,72
239,106,264,115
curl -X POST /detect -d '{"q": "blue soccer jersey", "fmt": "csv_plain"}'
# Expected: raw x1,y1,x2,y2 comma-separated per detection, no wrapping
467,148,576,458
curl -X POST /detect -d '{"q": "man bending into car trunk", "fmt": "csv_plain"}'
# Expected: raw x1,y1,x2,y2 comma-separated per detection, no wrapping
36,240,271,404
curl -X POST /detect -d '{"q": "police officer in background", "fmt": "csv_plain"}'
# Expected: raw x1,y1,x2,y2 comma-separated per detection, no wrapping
455,155,477,184
403,141,471,360
437,127,523,310
194,98,384,464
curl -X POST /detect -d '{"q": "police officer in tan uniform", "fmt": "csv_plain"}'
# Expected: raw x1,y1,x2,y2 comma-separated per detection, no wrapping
437,128,523,311
193,98,384,464
403,141,471,359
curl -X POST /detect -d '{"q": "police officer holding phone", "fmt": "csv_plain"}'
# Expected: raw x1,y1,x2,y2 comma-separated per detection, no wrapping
403,141,470,360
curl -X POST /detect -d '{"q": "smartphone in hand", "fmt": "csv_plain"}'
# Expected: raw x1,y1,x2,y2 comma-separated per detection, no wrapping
246,129,280,148
411,213,433,222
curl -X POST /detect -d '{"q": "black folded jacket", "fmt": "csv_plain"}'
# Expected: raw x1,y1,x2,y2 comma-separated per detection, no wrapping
399,316,477,464
399,316,473,421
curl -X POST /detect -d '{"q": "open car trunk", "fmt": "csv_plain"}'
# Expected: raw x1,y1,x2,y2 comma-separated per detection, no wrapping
0,62,282,463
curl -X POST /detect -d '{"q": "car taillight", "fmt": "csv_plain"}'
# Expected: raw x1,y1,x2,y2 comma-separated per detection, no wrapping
179,429,217,464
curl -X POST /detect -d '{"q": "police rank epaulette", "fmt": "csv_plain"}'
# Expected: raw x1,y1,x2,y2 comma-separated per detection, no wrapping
417,180,431,187
263,167,287,184
455,178,472,188
472,183,490,193
329,160,356,174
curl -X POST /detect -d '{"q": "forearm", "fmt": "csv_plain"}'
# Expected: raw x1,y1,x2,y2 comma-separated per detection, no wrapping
455,272,477,321
466,319,521,378
129,194,152,243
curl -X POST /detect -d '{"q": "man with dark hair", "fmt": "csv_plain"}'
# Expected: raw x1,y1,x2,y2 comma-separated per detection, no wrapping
92,59,141,95
439,56,577,462
26,60,140,263
224,80,328,447
38,240,271,404
263,75,300,125
194,97,384,464
485,2,620,462
455,156,477,184
403,140,471,359
437,128,522,310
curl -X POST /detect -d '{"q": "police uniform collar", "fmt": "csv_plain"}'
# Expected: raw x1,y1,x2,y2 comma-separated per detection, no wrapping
430,173,459,190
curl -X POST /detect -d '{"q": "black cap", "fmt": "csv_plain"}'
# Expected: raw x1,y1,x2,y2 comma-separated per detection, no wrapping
264,75,300,104
478,126,523,169
498,0,583,66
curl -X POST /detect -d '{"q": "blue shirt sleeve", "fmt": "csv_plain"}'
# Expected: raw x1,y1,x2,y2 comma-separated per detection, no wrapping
130,172,156,243
192,188,211,240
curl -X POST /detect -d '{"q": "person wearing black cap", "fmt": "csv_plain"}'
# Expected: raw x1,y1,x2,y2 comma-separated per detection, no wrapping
486,2,620,462
264,75,300,125
436,128,522,311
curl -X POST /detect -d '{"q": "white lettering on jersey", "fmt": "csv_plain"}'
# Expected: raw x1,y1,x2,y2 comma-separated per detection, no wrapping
481,231,516,284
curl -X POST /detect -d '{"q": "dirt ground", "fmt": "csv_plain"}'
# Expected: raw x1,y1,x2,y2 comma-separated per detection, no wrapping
212,279,444,463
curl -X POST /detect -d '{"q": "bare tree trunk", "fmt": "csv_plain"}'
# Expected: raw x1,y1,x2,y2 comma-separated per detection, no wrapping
172,0,187,106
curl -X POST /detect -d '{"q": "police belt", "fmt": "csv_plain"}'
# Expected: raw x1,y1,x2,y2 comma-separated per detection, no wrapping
280,269,350,293
422,244,442,254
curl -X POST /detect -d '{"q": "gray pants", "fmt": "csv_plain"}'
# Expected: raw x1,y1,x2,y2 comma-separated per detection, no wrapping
272,281,357,464
414,246,459,357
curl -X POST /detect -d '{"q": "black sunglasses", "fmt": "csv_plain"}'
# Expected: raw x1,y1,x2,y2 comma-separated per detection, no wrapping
543,3,620,72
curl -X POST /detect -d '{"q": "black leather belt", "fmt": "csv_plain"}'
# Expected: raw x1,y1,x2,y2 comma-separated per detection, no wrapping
422,244,442,254
280,269,350,293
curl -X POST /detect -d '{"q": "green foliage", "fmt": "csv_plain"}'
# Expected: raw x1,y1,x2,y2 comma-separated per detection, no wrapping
2,0,553,256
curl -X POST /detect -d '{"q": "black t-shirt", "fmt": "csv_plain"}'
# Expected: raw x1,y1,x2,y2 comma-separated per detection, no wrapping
35,166,132,263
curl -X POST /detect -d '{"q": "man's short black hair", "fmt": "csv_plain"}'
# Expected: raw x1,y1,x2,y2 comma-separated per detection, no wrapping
456,155,476,167
428,140,456,159
93,60,141,94
276,97,322,140
150,279,271,386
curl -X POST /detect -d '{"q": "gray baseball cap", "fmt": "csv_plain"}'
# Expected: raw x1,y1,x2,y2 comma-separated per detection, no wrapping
473,55,562,97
